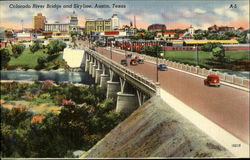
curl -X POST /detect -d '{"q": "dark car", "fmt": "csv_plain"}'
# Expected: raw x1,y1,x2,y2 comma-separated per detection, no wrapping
126,54,132,58
120,59,128,66
204,75,220,87
157,64,168,71
137,58,144,64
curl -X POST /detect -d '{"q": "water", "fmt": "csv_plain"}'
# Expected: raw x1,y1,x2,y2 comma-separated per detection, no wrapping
0,70,95,84
217,70,250,79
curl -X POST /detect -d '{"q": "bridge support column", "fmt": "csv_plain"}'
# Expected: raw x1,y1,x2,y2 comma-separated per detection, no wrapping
116,92,139,116
100,74,109,89
89,61,93,75
92,62,97,78
85,59,90,72
95,69,102,84
106,81,120,100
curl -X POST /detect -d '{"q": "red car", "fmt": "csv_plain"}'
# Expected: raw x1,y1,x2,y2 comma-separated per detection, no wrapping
204,75,220,87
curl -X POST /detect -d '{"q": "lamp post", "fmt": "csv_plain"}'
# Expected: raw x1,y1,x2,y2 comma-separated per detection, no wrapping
156,40,159,82
194,44,199,66
110,40,112,59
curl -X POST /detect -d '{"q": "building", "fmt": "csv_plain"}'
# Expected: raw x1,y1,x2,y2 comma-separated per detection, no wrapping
155,31,176,40
179,32,193,40
85,18,112,34
208,25,235,32
33,13,47,32
44,11,82,33
70,11,78,25
148,24,166,32
111,14,120,30
16,32,32,41
45,22,70,32
188,25,195,35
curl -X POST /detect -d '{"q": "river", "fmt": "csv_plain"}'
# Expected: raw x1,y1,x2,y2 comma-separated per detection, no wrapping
0,70,95,84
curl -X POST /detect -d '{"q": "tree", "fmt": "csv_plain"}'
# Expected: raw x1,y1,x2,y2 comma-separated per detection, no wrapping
193,33,203,40
71,36,78,48
11,44,25,58
47,40,66,55
30,40,43,53
225,31,237,37
144,45,161,57
0,48,11,69
201,43,222,52
212,46,225,63
144,32,155,40
70,31,78,37
237,30,249,43
37,57,47,69
4,30,14,39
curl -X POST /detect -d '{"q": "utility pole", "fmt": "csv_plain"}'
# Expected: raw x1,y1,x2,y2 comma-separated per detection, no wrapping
156,40,159,82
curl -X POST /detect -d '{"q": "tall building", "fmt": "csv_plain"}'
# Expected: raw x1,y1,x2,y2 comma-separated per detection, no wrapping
85,18,112,34
111,14,120,30
70,11,78,25
33,13,46,32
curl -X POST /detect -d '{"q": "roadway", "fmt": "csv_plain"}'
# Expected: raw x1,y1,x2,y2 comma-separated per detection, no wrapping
80,41,249,144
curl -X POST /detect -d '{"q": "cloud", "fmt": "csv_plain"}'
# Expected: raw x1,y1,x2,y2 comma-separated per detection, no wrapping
194,8,206,14
214,6,239,20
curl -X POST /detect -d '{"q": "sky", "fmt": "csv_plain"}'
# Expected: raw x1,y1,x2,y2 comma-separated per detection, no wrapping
0,0,249,30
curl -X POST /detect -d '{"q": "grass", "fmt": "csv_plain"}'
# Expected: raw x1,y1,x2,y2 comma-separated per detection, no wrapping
162,50,249,69
8,48,48,69
7,47,64,70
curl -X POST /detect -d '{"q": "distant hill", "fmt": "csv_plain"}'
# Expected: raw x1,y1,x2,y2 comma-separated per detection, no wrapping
81,96,232,158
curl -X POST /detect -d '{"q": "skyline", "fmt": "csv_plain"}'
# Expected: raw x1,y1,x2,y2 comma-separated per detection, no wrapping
0,0,249,30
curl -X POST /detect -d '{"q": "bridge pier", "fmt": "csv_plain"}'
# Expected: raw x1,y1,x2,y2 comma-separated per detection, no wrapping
116,92,139,116
100,74,110,89
106,81,120,100
115,78,140,116
89,60,93,75
85,59,90,72
91,60,97,78
95,61,102,84
95,69,102,84
106,70,120,100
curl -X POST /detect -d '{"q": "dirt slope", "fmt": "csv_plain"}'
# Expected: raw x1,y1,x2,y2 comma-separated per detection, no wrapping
81,96,233,158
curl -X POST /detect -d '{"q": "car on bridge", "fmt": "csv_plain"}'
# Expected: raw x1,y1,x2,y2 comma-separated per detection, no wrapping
204,75,220,87
126,53,132,58
137,58,144,64
130,58,138,65
157,64,168,71
120,59,128,66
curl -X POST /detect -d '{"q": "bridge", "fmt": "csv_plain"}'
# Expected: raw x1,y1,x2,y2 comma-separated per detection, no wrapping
64,46,159,116
63,42,249,157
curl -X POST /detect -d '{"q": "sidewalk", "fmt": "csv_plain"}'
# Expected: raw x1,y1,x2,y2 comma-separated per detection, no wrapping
160,88,249,157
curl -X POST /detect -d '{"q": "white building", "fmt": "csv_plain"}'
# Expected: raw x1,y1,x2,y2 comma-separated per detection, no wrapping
188,25,195,35
111,14,120,30
45,22,70,32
